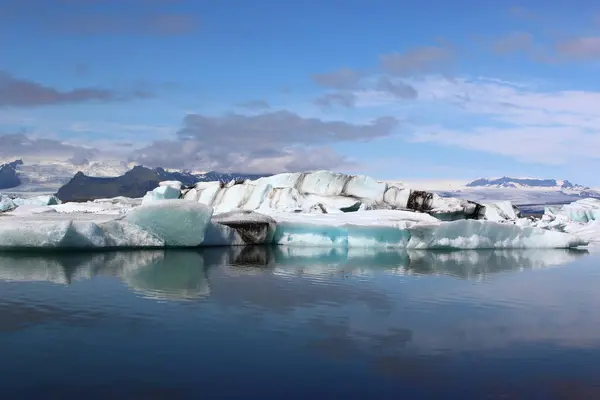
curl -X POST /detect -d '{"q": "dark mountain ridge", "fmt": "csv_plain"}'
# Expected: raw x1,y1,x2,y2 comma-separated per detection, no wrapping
0,159,23,189
55,165,270,202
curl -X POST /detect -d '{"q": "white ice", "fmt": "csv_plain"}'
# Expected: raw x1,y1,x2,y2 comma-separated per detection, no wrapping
545,198,600,223
0,169,595,250
12,194,60,207
0,200,212,249
267,211,585,249
49,197,140,215
482,201,520,222
141,185,181,205
123,200,213,247
0,195,16,212
522,198,600,243
0,201,585,250
183,170,479,219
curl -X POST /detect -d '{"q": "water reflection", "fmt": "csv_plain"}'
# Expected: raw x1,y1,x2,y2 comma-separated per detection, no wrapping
0,246,599,398
0,246,588,300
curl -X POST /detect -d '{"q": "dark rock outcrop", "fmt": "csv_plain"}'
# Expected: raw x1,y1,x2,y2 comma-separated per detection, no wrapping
0,159,23,190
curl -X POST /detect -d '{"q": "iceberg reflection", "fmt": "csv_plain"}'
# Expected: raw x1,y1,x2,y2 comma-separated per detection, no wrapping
0,246,588,301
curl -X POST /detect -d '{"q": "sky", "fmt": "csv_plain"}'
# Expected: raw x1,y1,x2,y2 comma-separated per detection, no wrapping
2,0,600,184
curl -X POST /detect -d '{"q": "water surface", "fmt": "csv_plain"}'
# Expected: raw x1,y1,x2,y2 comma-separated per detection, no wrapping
1,246,599,399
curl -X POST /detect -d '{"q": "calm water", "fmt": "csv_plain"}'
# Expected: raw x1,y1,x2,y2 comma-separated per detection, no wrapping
1,246,600,399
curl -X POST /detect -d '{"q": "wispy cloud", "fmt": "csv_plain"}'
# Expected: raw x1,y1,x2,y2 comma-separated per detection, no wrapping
556,37,600,60
0,72,152,108
1,0,201,36
406,77,600,164
380,44,454,76
312,68,365,90
129,111,399,172
313,92,356,109
235,99,270,110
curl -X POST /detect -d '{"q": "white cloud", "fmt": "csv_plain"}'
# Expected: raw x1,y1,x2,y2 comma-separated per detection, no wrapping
374,76,600,164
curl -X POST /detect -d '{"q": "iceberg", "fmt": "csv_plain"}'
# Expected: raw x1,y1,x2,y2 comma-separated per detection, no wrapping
0,218,164,249
523,198,600,243
0,194,16,212
544,198,600,224
181,170,484,220
48,197,141,215
0,202,584,250
123,200,213,247
406,219,585,249
0,194,60,213
141,184,181,205
267,211,585,249
12,194,60,207
0,170,593,251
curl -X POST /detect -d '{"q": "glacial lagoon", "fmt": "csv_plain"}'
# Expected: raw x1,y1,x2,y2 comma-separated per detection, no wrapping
1,246,600,398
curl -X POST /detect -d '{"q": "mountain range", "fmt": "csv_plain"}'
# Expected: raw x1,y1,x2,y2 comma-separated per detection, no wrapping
1,159,599,205
0,159,269,202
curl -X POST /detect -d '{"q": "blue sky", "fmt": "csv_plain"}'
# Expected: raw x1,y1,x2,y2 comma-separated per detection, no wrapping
2,0,600,184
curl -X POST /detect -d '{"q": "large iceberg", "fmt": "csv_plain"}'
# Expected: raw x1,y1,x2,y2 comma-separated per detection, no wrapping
169,171,485,220
0,200,586,250
0,170,594,250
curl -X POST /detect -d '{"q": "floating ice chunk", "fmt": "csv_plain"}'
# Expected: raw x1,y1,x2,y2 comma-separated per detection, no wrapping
12,194,60,207
0,195,16,212
406,220,585,249
141,185,181,205
546,198,600,223
124,200,213,247
159,180,183,190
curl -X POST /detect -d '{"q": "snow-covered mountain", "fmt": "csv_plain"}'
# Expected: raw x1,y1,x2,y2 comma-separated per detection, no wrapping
2,157,599,211
0,157,136,193
0,158,270,194
463,177,600,199
387,176,600,213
